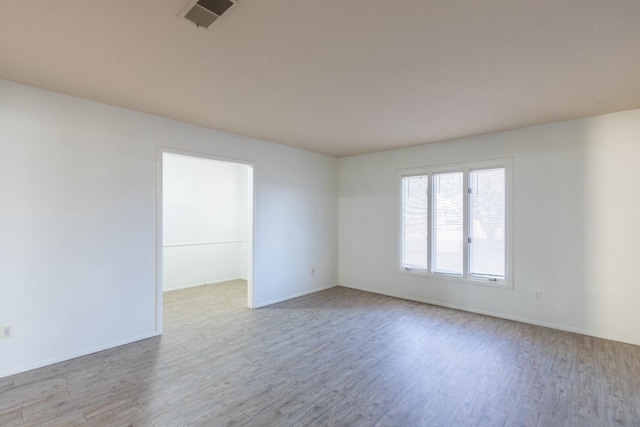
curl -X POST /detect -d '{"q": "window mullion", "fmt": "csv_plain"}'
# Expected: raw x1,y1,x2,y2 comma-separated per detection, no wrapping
428,173,433,274
463,169,470,279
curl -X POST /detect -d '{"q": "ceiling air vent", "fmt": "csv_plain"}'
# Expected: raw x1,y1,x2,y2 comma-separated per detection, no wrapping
183,0,235,28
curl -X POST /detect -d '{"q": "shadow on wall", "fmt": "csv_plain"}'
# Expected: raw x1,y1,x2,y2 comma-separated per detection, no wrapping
581,111,640,345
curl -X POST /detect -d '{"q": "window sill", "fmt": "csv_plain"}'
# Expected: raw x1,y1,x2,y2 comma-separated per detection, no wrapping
398,267,513,289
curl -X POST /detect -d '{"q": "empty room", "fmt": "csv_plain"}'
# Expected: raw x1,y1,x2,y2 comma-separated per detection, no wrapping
1,1,639,426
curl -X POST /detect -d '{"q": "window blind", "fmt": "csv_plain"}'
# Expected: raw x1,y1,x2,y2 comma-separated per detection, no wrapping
433,172,463,275
469,168,505,278
402,176,429,270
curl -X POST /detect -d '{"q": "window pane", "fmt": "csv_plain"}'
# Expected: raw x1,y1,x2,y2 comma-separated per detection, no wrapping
433,172,463,275
470,168,505,278
402,176,428,269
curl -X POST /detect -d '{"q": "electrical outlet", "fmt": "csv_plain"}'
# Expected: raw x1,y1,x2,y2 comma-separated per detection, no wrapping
0,325,11,339
534,291,542,301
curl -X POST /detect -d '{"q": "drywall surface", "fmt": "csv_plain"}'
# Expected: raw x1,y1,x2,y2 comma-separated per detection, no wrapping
0,79,338,378
339,109,640,346
163,154,249,290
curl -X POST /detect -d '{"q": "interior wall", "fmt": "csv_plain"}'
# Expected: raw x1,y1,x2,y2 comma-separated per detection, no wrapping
0,79,339,378
163,154,249,291
339,109,640,346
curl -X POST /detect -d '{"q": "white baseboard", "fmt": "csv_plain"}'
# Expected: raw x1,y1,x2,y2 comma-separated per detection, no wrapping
0,332,159,379
254,284,338,308
339,283,640,347
163,277,244,292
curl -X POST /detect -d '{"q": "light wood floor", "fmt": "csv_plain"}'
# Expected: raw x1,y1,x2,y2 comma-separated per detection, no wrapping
1,281,640,426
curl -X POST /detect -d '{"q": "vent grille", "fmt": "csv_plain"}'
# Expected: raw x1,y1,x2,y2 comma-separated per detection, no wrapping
183,0,235,28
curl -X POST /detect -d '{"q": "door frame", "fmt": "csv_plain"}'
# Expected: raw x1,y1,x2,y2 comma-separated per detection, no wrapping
155,147,256,333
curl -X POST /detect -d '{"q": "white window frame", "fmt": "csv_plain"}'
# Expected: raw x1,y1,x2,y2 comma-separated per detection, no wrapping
398,158,513,289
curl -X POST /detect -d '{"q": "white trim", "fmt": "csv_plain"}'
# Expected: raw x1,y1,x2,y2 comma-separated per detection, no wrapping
246,165,255,309
163,240,248,248
0,332,159,379
462,170,470,279
156,150,164,334
160,147,256,168
253,284,338,308
338,284,640,347
396,268,512,289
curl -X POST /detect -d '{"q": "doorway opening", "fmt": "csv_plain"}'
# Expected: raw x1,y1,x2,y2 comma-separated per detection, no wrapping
156,149,254,332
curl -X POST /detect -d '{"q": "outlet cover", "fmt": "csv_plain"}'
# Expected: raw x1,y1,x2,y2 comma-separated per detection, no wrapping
0,325,11,339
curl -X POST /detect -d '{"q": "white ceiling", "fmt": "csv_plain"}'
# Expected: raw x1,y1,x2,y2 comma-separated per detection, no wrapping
1,1,639,157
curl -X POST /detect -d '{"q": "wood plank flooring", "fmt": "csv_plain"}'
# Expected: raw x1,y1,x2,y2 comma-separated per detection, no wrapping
1,280,640,426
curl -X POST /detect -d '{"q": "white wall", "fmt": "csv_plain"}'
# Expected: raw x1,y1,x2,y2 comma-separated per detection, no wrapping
163,154,249,291
0,79,338,378
2,75,638,379
339,109,640,347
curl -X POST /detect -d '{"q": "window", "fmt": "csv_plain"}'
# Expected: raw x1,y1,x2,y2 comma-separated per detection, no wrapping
469,168,505,279
399,159,512,287
402,176,429,270
433,172,463,275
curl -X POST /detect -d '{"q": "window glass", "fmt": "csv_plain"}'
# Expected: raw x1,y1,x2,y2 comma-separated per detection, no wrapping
433,172,463,275
470,168,505,278
399,160,510,286
402,176,429,270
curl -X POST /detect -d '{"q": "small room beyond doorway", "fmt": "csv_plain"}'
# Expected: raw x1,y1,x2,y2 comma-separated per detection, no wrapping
160,151,254,313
